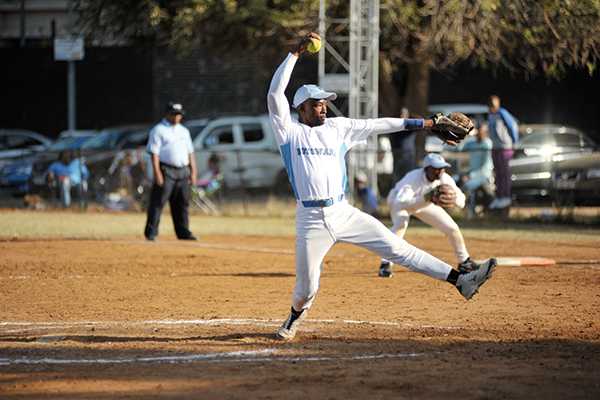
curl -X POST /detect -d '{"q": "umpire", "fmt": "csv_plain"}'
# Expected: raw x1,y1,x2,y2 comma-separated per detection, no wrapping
144,102,198,241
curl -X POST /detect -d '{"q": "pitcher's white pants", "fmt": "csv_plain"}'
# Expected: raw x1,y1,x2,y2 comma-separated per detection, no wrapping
292,201,453,311
389,203,469,263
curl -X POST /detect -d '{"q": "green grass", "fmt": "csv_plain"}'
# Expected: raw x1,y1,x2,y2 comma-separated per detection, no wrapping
1,209,599,242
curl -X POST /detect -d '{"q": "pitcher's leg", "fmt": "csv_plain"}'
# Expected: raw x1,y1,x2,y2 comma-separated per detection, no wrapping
379,208,410,277
335,205,496,300
337,206,452,280
292,227,335,311
277,216,335,341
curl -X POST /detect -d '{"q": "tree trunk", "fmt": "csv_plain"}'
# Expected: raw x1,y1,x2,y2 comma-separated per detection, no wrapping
378,54,402,116
405,61,430,161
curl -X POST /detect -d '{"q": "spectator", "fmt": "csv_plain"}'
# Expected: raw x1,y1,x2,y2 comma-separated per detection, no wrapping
487,95,519,209
459,124,494,218
47,151,89,208
197,152,222,192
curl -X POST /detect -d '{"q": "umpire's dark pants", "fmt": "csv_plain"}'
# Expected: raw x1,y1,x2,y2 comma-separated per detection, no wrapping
144,163,193,240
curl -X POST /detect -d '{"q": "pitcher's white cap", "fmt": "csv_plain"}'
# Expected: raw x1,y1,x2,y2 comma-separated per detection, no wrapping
292,84,337,108
423,153,450,169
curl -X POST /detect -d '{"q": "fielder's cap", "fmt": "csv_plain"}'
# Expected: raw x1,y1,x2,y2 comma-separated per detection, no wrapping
292,84,337,108
166,102,185,115
423,153,451,169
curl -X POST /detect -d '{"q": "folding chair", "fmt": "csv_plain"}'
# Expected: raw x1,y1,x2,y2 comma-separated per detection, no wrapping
191,174,222,215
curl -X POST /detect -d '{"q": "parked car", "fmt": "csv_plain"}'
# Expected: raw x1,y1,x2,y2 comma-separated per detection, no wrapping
552,151,600,206
0,129,52,169
57,129,98,139
73,125,151,198
192,115,287,192
1,133,95,196
92,118,210,201
509,124,596,202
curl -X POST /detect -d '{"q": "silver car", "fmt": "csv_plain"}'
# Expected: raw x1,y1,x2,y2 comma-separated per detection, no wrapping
510,124,596,201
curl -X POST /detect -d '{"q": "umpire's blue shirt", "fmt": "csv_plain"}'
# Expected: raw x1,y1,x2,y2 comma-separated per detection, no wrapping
146,119,194,168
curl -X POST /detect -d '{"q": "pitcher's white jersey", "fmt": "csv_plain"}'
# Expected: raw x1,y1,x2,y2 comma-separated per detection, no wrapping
267,53,422,203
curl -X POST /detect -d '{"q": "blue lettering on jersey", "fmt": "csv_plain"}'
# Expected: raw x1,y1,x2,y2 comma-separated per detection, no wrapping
297,147,335,157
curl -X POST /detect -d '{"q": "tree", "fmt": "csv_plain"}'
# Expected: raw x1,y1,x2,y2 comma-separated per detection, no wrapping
75,0,600,133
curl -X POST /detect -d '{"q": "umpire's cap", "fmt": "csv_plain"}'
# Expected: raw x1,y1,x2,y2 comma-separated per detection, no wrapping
166,102,185,115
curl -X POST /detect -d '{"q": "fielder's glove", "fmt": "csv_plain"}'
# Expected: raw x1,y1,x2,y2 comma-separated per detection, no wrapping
430,112,474,144
424,184,457,208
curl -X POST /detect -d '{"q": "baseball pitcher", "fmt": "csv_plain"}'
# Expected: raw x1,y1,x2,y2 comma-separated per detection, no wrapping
267,32,495,341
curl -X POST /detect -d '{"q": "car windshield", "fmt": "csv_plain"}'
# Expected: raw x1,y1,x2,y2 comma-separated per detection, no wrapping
120,130,149,149
81,131,121,150
188,125,207,140
520,133,554,147
554,133,582,147
48,136,92,151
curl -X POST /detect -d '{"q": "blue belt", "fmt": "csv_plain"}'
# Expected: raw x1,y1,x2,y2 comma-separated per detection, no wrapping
301,194,344,208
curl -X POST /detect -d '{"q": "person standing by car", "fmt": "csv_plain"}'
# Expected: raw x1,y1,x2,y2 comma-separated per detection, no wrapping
144,102,197,241
487,95,519,209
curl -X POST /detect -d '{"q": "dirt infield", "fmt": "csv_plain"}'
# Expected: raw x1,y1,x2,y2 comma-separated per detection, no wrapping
1,232,599,399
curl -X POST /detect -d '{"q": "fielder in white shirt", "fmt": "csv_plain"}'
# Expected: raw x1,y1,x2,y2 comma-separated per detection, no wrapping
379,153,478,278
268,32,497,341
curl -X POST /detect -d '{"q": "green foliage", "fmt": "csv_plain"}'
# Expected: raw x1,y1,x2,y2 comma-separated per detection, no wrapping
497,0,600,78
74,0,600,78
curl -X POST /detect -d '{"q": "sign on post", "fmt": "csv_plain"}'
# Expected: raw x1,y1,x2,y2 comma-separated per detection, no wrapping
54,37,85,61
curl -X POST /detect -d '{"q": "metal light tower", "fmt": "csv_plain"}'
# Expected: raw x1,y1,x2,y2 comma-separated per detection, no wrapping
318,0,380,197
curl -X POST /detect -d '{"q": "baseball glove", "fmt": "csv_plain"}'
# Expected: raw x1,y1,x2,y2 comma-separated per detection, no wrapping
426,184,457,208
431,112,474,144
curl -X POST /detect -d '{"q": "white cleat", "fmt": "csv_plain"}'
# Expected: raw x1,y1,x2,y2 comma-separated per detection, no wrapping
275,308,307,341
456,258,497,300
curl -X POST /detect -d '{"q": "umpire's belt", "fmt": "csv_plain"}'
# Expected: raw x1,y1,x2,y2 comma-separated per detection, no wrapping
159,162,190,180
160,162,188,170
301,194,344,208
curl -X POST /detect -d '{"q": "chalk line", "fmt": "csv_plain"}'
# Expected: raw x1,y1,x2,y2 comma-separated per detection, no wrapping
0,349,423,366
0,318,462,333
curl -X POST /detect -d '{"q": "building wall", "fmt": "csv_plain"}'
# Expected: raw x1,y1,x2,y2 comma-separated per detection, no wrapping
0,0,71,42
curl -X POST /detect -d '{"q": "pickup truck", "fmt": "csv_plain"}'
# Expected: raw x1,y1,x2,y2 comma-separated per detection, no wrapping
192,115,289,193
